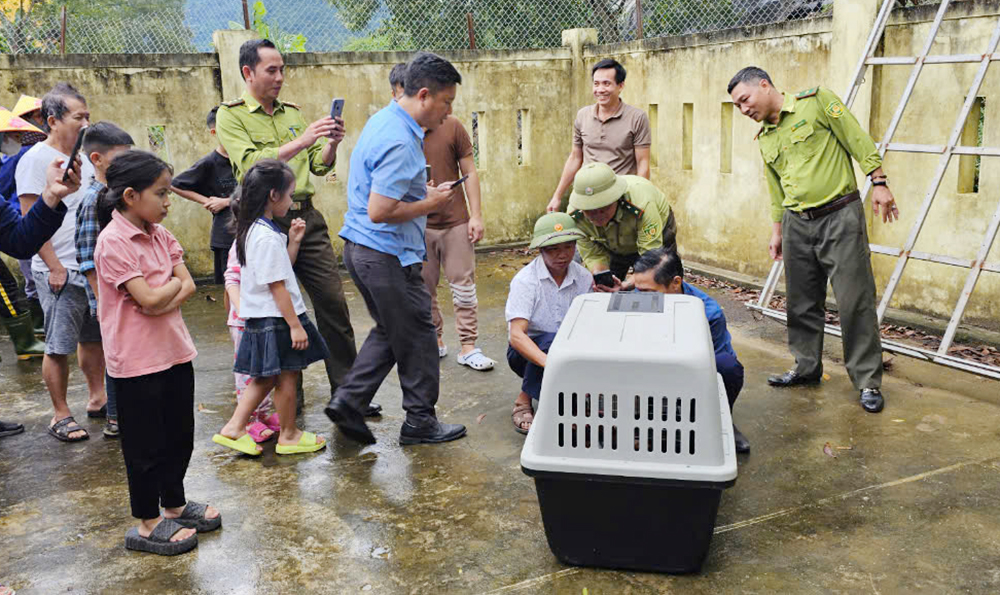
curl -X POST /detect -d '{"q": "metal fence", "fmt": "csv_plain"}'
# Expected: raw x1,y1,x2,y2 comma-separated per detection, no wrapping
0,0,836,55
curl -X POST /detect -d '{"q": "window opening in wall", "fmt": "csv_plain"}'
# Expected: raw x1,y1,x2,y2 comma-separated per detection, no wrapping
517,108,531,166
472,111,486,170
720,102,734,174
147,125,169,163
958,96,985,194
682,103,693,171
648,103,658,169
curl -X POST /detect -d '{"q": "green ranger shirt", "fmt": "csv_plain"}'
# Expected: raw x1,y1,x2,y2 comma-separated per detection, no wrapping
215,91,333,201
570,175,674,270
758,86,882,222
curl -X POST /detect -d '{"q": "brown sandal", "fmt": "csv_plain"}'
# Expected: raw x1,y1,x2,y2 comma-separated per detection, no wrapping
511,403,534,435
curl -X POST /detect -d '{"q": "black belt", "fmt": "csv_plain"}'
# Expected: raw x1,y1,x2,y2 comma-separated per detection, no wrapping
790,190,860,221
288,198,313,212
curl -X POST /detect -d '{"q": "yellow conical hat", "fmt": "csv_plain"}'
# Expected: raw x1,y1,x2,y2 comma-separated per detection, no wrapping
12,95,42,118
0,107,44,134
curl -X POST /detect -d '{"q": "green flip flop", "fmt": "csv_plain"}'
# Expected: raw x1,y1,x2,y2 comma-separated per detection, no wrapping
212,433,262,456
275,431,327,455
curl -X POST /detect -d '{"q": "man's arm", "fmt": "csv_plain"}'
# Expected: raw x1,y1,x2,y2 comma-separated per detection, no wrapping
19,193,66,290
215,107,338,180
576,228,611,273
170,186,208,206
458,154,484,243
368,184,456,224
548,145,584,212
635,146,651,179
308,115,344,174
509,318,547,367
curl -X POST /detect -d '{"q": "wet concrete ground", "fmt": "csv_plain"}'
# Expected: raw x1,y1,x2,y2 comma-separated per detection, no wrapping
2,250,1000,594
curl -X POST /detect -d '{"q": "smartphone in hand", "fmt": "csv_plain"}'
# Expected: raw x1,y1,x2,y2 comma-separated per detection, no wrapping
63,126,87,182
330,98,344,119
444,174,469,188
593,271,615,288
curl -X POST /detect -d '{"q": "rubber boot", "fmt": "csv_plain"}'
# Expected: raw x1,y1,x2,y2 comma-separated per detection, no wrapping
28,297,45,338
3,312,46,360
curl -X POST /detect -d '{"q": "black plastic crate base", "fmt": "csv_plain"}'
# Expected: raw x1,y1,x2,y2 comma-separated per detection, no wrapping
528,472,731,573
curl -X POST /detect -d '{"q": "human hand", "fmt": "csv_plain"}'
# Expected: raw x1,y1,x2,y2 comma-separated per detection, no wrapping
48,264,68,294
203,197,230,214
427,182,457,209
44,157,82,205
290,324,309,350
328,116,345,145
288,218,306,244
769,229,783,261
592,274,621,293
303,117,339,145
468,216,484,243
872,186,899,224
546,195,562,213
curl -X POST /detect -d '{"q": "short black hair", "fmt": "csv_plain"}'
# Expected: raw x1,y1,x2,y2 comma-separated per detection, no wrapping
727,66,774,94
389,63,407,91
239,38,278,80
592,58,626,84
403,52,462,97
40,83,86,133
207,106,219,129
633,248,684,288
82,121,134,156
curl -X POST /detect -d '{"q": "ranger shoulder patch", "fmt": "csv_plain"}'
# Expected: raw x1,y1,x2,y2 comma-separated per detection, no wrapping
221,98,245,108
825,101,845,119
795,87,819,100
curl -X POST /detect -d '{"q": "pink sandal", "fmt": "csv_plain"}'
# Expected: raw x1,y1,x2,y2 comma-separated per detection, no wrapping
246,420,275,443
260,413,281,435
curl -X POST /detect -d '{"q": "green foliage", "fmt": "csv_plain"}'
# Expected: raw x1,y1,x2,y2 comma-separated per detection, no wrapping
229,0,308,52
1,0,196,54
644,0,738,37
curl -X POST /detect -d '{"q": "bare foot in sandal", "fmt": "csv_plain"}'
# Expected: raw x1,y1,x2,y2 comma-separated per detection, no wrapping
139,517,196,541
512,392,534,435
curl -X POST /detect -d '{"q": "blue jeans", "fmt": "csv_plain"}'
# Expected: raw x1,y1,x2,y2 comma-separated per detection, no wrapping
506,332,556,401
716,350,744,408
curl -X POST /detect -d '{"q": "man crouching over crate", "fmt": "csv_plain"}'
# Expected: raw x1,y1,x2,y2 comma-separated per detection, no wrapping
505,212,597,436
632,248,750,453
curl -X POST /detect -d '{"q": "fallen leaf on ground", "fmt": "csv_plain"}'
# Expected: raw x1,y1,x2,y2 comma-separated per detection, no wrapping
823,442,837,458
892,418,906,423
205,295,217,302
822,373,831,381
371,546,390,559
835,445,853,450
476,413,486,424
197,403,218,413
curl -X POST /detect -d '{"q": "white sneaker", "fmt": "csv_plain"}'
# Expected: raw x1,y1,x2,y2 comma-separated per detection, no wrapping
456,348,495,371
438,345,448,358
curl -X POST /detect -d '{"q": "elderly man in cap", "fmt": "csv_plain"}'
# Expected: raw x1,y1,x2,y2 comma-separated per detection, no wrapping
568,162,677,287
505,212,594,434
0,108,48,360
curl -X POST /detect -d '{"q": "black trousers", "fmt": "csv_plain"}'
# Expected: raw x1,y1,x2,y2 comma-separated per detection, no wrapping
112,362,194,520
0,258,28,319
334,241,438,427
274,206,357,392
212,248,228,285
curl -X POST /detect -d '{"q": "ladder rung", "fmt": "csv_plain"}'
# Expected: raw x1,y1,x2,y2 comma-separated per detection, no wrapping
869,245,979,270
867,54,1000,65
875,142,1000,156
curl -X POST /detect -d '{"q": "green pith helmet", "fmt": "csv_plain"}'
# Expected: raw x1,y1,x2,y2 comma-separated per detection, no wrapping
529,212,587,249
568,162,628,210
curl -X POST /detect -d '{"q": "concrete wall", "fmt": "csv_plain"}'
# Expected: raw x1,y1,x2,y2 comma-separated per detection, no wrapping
2,0,999,325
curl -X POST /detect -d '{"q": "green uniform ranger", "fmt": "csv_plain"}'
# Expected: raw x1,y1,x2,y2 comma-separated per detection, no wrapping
216,92,333,199
215,90,359,396
567,162,677,281
732,73,899,414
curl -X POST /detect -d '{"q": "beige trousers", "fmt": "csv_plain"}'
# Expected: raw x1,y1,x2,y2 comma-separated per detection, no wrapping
421,223,478,345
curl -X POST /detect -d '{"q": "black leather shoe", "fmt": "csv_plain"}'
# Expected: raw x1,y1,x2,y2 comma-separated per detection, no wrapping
767,370,822,387
364,403,383,417
733,424,750,454
399,420,467,445
0,419,25,438
860,388,884,413
324,398,376,444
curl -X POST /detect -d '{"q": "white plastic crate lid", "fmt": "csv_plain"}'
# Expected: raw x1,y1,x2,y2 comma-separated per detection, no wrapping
521,293,738,483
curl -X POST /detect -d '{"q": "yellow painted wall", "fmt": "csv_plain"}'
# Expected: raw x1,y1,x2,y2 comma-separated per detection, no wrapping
2,0,999,325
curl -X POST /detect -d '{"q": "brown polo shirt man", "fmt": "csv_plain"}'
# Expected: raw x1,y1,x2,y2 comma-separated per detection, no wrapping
573,101,652,175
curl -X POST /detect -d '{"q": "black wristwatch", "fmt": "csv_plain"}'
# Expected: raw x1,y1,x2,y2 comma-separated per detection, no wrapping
872,180,888,187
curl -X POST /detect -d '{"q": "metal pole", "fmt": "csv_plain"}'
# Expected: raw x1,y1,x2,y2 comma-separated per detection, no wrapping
59,6,66,56
635,0,644,40
242,0,251,30
467,13,477,50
